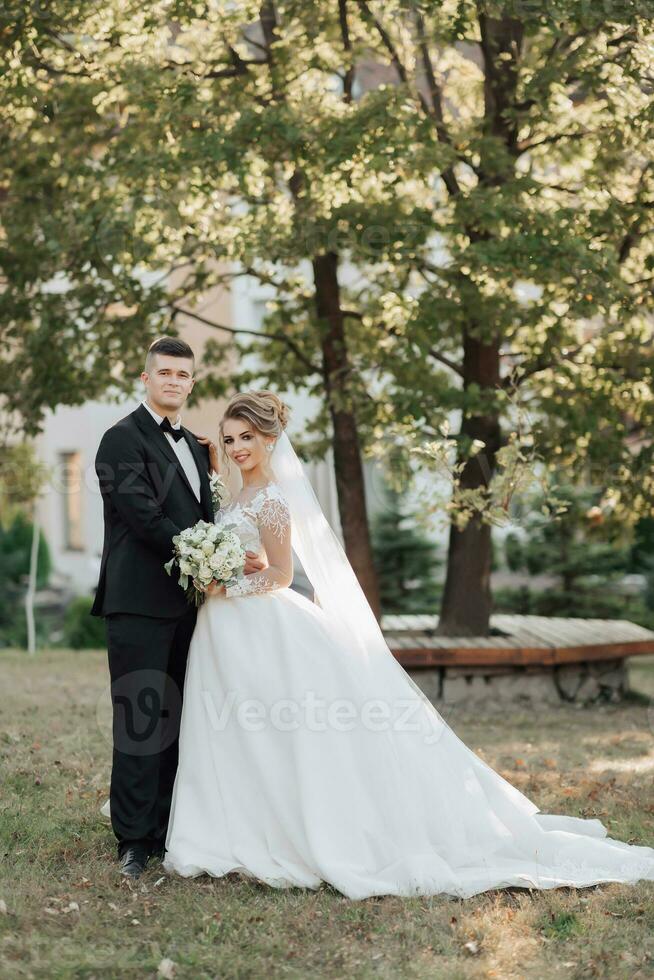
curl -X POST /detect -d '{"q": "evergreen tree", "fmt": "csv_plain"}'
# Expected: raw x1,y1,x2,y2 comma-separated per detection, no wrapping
371,484,441,615
499,482,648,621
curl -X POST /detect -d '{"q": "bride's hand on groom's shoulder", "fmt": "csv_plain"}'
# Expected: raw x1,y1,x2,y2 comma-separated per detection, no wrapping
196,435,220,474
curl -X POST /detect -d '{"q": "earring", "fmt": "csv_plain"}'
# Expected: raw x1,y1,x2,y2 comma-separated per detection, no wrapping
266,443,274,453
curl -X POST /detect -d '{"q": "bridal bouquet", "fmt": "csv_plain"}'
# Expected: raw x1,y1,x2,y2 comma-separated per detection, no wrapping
164,519,245,606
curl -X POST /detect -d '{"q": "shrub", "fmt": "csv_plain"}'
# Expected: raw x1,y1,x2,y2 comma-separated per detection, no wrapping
503,531,526,573
0,511,51,587
0,514,52,648
63,596,107,650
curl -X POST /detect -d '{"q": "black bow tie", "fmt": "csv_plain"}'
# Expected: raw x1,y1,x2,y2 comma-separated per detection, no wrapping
159,416,185,442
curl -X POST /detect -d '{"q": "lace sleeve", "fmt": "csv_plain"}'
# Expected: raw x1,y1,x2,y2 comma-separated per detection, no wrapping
224,488,293,597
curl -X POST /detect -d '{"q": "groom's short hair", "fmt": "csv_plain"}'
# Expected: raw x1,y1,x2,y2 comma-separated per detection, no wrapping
145,336,195,373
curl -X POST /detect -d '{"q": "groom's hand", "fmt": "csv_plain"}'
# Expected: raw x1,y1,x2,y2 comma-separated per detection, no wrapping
244,550,267,576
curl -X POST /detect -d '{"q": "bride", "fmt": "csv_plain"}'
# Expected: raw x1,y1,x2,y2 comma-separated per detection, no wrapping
161,389,654,900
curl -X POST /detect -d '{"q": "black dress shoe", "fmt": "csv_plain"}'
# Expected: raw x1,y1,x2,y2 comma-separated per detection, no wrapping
119,842,151,879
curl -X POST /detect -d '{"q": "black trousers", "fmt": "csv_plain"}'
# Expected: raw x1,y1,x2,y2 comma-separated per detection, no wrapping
105,607,197,853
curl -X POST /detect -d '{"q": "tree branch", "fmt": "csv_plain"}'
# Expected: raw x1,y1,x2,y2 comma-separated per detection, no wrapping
517,129,591,154
413,12,447,137
428,347,465,377
355,0,430,114
617,163,653,264
161,43,266,79
42,26,90,63
170,304,320,374
501,343,586,388
239,30,271,59
338,0,355,103
27,41,91,78
413,10,461,196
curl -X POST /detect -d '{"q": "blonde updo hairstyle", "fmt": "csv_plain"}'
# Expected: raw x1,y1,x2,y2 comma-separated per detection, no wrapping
219,390,289,481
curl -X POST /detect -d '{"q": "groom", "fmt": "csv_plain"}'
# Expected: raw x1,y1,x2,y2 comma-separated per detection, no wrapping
92,337,263,878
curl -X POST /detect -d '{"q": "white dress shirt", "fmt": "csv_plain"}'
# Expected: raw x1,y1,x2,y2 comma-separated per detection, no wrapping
141,400,202,503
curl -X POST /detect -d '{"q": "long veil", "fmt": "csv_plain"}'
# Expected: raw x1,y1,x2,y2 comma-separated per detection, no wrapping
271,430,385,662
268,430,572,818
270,430,459,744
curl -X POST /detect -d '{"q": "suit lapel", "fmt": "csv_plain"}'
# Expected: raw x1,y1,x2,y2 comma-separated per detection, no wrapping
182,427,213,522
133,405,202,510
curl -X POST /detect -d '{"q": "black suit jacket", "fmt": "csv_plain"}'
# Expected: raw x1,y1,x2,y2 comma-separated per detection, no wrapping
91,404,213,618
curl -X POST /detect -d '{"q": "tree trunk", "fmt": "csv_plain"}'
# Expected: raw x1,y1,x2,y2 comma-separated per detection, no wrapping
437,13,522,636
26,502,40,655
258,4,380,617
312,250,382,619
437,330,501,636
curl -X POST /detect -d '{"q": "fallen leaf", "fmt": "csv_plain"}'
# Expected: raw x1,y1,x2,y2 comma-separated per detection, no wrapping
158,958,176,979
464,940,480,955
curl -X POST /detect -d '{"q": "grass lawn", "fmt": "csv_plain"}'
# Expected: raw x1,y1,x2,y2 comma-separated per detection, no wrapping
1,648,653,980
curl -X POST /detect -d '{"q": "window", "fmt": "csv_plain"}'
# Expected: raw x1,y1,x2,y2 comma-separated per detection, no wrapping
60,451,83,551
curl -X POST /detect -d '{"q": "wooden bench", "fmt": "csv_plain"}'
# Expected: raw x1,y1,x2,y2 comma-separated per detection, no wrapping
382,614,654,669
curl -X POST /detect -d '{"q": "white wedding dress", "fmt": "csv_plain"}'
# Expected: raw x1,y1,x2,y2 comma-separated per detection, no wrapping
162,479,654,900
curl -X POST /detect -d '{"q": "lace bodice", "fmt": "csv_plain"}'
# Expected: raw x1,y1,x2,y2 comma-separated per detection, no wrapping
215,482,292,597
